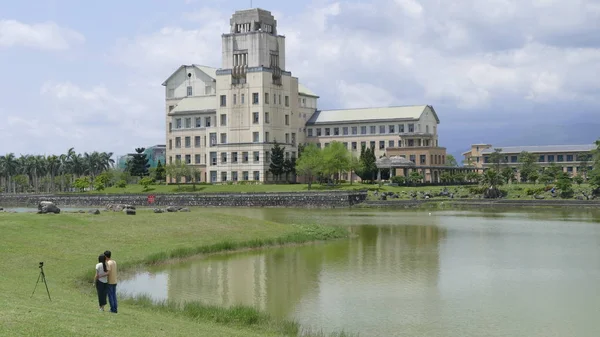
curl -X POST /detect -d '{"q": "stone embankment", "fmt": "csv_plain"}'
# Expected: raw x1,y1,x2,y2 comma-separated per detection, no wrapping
362,199,600,208
0,191,368,208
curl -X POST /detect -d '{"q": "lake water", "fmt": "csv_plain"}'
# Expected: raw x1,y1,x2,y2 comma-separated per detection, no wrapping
119,208,600,337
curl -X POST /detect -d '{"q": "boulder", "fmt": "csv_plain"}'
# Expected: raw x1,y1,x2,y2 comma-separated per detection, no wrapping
153,208,164,213
88,209,100,215
124,208,136,215
106,204,136,212
38,201,60,214
534,194,545,200
179,207,190,212
166,206,182,212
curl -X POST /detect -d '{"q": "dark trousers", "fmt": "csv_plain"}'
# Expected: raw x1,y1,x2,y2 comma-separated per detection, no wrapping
107,283,118,313
95,281,107,307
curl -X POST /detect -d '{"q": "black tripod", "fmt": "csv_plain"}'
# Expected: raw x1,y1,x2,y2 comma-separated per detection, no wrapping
31,262,51,301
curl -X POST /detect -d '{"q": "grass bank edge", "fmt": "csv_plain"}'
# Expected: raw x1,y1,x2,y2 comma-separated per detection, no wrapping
75,223,355,337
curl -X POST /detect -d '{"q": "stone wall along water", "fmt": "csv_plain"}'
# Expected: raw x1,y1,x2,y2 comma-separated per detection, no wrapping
0,191,368,208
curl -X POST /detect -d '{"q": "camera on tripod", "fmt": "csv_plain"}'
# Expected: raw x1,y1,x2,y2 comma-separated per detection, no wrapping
39,262,44,268
32,261,51,301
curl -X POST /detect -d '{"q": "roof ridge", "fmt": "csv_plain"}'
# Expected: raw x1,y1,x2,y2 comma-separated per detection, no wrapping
319,105,427,112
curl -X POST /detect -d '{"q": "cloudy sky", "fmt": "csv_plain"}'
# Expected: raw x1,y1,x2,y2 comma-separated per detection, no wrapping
1,0,599,160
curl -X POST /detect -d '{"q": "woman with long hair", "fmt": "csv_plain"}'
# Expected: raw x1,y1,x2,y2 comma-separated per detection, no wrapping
94,254,108,311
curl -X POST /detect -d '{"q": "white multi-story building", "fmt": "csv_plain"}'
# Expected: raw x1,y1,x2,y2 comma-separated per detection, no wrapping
164,8,448,183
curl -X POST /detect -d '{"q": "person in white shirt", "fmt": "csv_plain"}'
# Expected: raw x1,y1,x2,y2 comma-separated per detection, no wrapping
94,255,108,311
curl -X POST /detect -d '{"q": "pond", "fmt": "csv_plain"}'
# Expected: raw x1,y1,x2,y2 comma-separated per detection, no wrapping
119,208,600,337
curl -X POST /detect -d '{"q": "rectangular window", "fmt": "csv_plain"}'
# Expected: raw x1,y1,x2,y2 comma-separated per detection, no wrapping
195,136,201,147
233,94,237,105
410,155,416,163
221,152,227,163
265,93,269,104
343,127,349,135
285,96,289,107
352,142,357,150
210,152,217,166
220,133,227,144
557,155,564,162
361,141,367,149
242,152,249,163
195,154,201,164
389,140,394,148
185,118,191,128
285,133,289,144
253,112,259,124
285,115,289,125
220,95,226,106
539,155,545,162
241,94,245,104
279,94,282,105
567,155,573,162
325,128,331,136
221,171,227,182
253,151,260,162
169,122,172,133
232,152,238,163
185,155,191,164
352,127,358,135
176,118,182,129
175,137,181,148
220,114,226,126
168,139,173,150
185,137,191,148
548,155,555,162
291,133,296,145
243,171,249,180
316,128,322,136
399,124,405,133
333,127,339,135
205,117,211,127
388,125,395,133
360,126,367,135
308,128,313,137
175,155,181,163
408,123,414,132
231,171,238,181
379,125,385,134
265,112,270,123
187,86,192,96
253,171,260,181
379,141,385,149
209,133,216,146
195,117,202,128
370,126,376,134
253,132,259,142
420,155,426,165
253,93,259,104
408,139,414,147
265,132,270,142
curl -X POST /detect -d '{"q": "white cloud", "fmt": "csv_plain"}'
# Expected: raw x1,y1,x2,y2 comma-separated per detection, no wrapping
0,20,84,51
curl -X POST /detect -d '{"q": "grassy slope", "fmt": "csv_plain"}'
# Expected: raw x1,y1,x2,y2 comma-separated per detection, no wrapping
75,182,593,200
0,210,345,337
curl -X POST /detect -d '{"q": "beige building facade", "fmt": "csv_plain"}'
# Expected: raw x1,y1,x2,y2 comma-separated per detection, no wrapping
163,8,452,183
463,144,596,176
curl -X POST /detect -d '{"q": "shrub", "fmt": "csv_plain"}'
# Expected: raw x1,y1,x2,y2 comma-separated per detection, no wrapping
468,186,487,195
116,180,127,188
390,176,405,184
525,187,545,196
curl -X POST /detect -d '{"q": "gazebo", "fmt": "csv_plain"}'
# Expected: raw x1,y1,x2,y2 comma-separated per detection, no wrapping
375,156,416,185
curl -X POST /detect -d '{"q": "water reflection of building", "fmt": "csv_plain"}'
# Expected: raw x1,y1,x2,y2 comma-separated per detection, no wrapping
166,246,324,318
164,217,446,326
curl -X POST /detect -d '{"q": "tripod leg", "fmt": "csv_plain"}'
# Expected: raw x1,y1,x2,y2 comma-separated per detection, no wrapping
41,271,51,301
31,272,42,298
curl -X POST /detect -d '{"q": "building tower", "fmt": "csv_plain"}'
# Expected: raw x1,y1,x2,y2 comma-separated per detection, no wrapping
210,8,302,183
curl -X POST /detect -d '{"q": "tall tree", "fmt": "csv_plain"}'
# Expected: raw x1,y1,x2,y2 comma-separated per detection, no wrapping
517,151,539,183
295,144,322,190
129,148,150,177
321,141,351,184
578,153,591,179
155,160,166,182
445,154,458,167
488,148,504,172
269,142,285,181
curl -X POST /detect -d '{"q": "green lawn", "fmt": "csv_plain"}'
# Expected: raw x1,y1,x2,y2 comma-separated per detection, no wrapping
0,209,349,337
74,182,594,200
